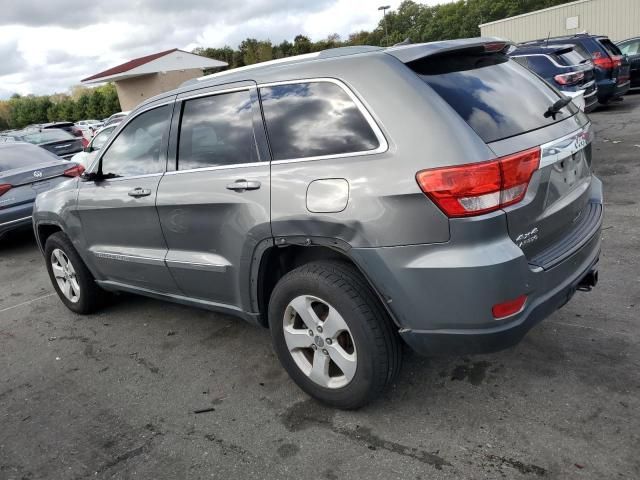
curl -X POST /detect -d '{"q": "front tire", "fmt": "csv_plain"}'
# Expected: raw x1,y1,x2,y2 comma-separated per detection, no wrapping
268,260,401,409
44,232,104,314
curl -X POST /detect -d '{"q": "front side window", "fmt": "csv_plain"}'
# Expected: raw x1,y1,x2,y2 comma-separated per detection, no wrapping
100,105,169,177
178,90,257,170
259,82,380,160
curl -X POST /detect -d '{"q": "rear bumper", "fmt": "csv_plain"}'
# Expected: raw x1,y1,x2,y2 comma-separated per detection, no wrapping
351,178,603,356
597,79,630,102
0,203,34,235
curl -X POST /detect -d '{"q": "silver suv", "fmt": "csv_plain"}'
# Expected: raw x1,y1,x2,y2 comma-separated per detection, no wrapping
33,39,602,408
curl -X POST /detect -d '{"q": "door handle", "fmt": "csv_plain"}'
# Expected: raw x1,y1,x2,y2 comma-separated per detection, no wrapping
128,187,152,198
226,180,261,192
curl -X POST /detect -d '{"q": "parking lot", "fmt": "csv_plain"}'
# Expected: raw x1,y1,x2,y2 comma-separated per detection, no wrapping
0,95,638,479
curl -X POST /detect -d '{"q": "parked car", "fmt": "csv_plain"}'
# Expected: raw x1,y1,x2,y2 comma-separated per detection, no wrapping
13,128,83,159
103,111,130,127
69,124,117,168
509,44,598,112
33,39,602,408
0,143,83,239
617,37,640,88
40,121,84,139
75,119,103,129
522,34,630,104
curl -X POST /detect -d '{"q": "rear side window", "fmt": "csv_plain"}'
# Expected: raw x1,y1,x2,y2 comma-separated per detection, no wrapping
259,82,380,160
177,90,258,170
412,51,577,143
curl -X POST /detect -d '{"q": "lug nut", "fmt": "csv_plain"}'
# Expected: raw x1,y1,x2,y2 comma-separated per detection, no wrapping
322,349,329,355
325,338,332,345
317,326,323,333
311,344,317,350
308,330,313,336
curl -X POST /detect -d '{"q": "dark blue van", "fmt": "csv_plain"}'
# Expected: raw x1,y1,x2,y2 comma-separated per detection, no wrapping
522,34,630,105
509,44,598,112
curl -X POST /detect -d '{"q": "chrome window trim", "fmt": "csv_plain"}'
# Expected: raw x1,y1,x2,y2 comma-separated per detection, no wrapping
100,172,164,183
178,86,251,102
0,216,32,227
258,77,389,164
539,122,593,169
165,161,266,176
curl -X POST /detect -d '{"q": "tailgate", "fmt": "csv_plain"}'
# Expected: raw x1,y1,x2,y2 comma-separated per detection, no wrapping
489,122,597,268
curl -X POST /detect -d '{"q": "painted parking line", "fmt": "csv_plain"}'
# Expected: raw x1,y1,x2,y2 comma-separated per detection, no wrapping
0,293,55,314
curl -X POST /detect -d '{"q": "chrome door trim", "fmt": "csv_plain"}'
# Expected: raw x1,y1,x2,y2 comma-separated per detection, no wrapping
165,259,227,272
258,77,389,164
91,251,165,266
539,122,593,169
0,216,32,227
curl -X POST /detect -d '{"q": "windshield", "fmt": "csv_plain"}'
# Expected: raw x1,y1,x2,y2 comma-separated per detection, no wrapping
413,51,577,143
19,129,75,144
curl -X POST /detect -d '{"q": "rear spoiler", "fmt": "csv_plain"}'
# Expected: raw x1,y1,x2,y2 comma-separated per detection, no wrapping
385,37,513,64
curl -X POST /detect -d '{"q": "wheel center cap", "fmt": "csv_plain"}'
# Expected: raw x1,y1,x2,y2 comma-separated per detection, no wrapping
314,336,324,348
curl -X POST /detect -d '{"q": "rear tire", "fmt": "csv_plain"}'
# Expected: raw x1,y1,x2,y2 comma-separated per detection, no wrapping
268,260,401,409
44,232,104,314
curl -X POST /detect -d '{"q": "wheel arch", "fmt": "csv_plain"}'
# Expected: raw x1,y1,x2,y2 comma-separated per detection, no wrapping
250,236,399,329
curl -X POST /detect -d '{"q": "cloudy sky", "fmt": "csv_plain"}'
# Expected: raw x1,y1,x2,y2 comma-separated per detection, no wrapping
0,0,452,99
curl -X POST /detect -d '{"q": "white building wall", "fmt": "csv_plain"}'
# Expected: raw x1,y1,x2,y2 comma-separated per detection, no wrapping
480,0,640,43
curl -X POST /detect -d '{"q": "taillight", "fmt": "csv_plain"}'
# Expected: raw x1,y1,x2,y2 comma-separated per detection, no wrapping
554,71,584,85
416,147,540,217
0,184,12,197
492,295,527,319
592,55,614,69
63,164,85,177
484,42,507,53
81,137,89,148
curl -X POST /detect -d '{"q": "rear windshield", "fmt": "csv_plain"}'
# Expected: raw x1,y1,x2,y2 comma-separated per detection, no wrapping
0,144,57,172
556,49,588,66
19,129,74,144
412,50,577,143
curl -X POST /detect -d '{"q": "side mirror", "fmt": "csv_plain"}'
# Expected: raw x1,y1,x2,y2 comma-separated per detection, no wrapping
81,171,100,182
83,146,92,153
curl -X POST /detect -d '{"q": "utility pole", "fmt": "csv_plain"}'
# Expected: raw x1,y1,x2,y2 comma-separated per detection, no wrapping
378,5,390,46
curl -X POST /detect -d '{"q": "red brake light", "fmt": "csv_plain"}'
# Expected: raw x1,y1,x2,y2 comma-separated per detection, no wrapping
484,42,507,53
0,184,12,197
416,147,540,218
492,295,527,319
554,71,585,85
63,164,85,177
593,56,614,69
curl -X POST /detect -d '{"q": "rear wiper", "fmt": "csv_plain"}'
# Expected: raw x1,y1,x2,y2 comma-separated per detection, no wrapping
544,96,572,120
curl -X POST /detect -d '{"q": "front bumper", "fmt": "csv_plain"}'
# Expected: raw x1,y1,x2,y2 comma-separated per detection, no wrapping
350,180,603,356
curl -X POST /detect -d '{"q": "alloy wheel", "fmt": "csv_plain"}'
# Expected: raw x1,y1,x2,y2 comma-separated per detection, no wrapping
283,295,357,389
51,248,81,303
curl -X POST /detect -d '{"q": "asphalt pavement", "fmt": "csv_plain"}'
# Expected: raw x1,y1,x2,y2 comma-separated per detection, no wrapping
1,94,639,480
